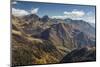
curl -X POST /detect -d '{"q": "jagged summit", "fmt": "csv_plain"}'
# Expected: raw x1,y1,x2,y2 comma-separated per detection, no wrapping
23,14,40,22
41,15,49,22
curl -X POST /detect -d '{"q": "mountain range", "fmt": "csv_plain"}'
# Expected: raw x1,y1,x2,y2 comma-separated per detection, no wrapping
12,14,96,66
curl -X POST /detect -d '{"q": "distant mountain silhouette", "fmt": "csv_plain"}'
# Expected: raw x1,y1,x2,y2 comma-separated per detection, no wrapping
41,15,49,22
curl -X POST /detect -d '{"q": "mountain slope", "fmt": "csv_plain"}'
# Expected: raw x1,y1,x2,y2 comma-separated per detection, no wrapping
41,22,95,48
67,19,95,37
12,14,96,66
12,15,63,66
60,47,96,63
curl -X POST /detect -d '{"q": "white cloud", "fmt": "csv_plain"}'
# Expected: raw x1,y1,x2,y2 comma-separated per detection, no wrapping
12,1,17,4
81,11,95,23
64,9,85,18
31,8,39,14
51,15,66,19
51,9,95,23
83,15,95,23
12,8,39,17
52,9,85,19
12,8,29,17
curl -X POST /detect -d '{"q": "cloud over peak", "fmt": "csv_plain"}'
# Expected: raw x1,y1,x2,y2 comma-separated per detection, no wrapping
31,8,39,14
51,9,85,19
64,9,85,18
51,9,95,23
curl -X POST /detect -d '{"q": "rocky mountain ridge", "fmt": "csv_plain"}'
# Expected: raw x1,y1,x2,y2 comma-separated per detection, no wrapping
12,14,96,66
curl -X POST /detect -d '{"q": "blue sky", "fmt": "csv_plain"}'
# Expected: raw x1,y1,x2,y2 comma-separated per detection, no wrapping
12,1,96,23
